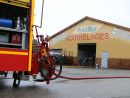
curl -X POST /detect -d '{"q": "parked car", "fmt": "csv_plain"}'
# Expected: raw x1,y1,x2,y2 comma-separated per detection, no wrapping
50,52,64,65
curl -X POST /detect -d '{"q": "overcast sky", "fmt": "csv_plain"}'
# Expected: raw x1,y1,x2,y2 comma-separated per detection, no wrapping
34,0,130,36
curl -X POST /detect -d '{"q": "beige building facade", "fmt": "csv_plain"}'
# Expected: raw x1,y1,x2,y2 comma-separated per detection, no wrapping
49,16,130,69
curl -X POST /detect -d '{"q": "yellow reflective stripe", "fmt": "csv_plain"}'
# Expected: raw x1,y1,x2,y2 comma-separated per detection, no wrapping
28,0,34,71
0,0,30,8
0,51,28,55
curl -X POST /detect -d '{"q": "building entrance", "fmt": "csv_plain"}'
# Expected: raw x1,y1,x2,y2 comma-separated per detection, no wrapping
78,43,96,67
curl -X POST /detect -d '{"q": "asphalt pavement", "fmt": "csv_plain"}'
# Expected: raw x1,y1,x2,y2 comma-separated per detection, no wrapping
0,67,130,98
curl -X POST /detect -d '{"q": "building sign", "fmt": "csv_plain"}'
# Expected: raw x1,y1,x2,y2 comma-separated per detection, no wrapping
66,33,109,41
75,24,103,34
112,28,130,40
77,25,96,33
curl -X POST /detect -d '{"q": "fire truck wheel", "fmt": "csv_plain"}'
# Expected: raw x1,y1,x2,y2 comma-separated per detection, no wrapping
13,71,21,88
49,56,62,80
40,55,62,80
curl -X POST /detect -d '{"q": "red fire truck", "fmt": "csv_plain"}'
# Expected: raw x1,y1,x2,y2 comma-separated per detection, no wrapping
0,0,62,87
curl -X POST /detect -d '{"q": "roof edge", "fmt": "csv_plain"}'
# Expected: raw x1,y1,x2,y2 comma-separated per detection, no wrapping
49,16,130,39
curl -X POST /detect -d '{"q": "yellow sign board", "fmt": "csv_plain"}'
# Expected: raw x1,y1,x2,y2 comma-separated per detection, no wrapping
0,0,30,8
19,0,30,3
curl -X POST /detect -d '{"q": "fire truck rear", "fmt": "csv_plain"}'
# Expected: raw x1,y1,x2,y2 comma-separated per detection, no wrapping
0,0,62,87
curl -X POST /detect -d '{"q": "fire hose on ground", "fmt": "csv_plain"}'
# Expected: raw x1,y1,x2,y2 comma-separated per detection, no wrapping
35,74,130,82
59,75,130,80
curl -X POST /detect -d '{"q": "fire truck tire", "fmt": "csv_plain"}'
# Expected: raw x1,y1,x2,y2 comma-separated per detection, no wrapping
13,78,20,87
40,55,62,80
4,72,8,77
13,71,21,88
